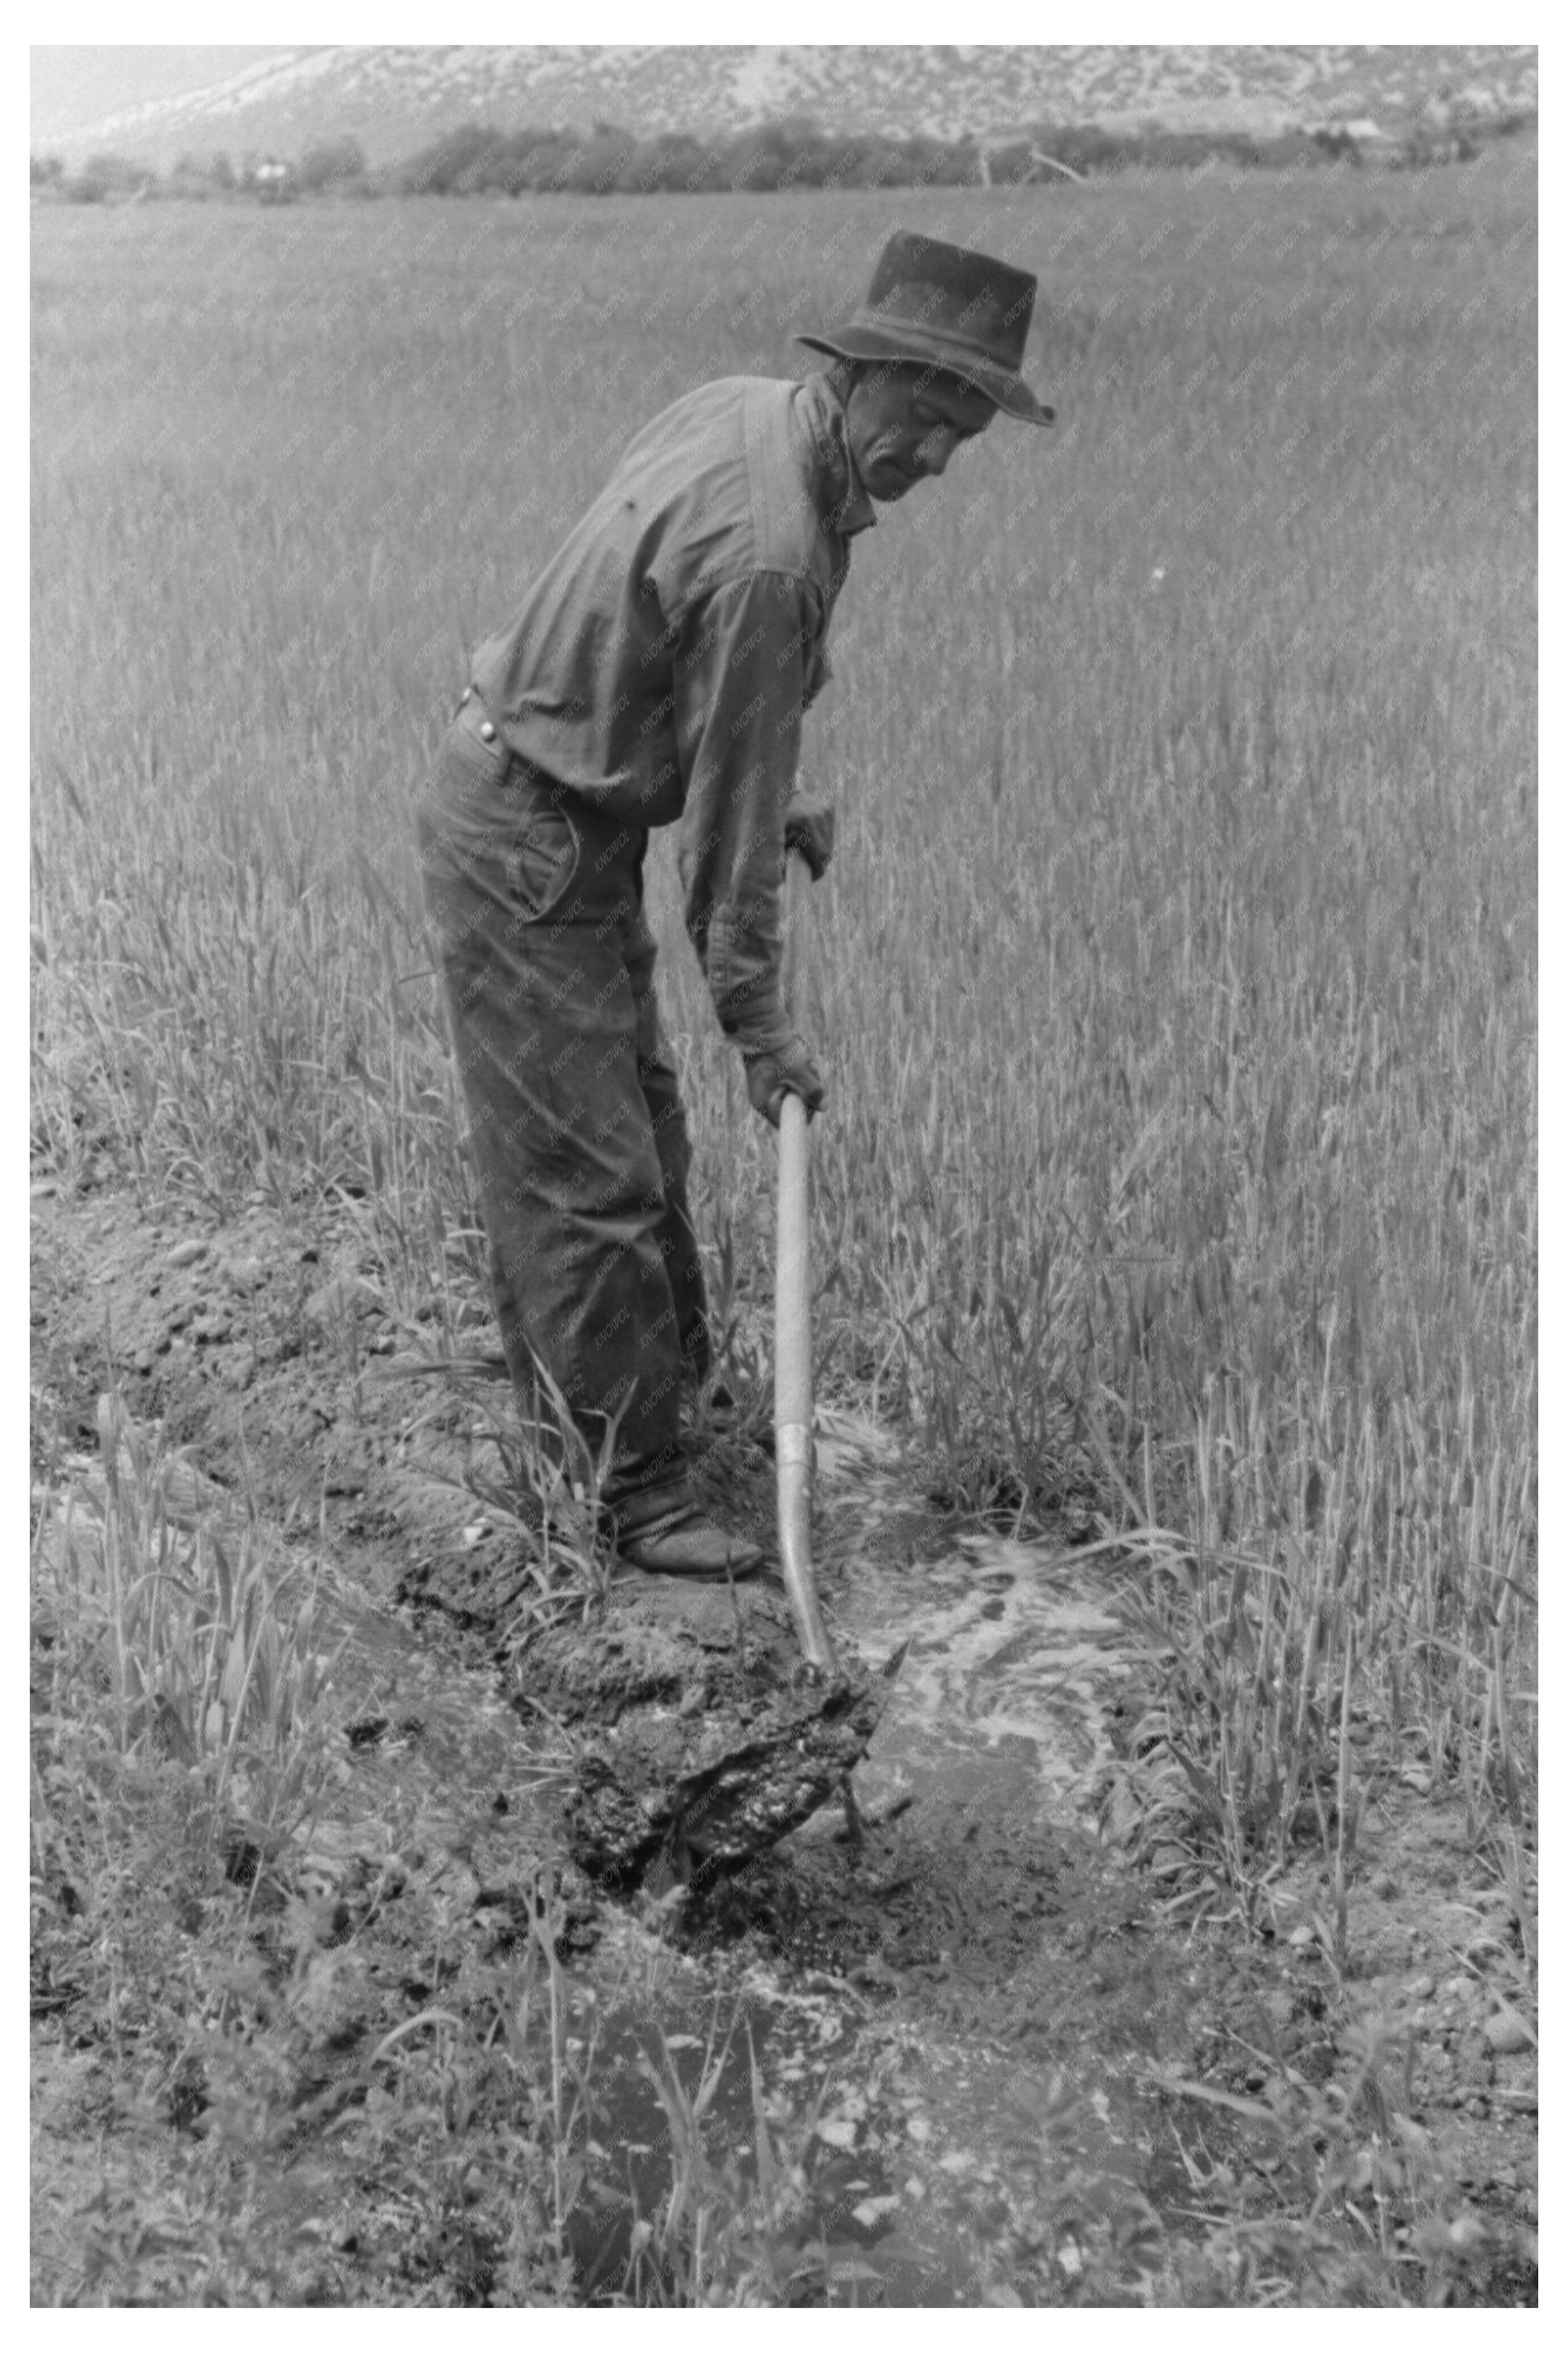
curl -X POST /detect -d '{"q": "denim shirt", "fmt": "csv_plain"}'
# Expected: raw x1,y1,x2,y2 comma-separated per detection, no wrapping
469,373,874,1047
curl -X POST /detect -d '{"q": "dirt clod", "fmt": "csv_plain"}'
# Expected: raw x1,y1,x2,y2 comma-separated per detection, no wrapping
518,1579,889,1891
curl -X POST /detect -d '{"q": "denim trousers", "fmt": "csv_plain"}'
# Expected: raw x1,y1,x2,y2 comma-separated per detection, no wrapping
417,694,706,1535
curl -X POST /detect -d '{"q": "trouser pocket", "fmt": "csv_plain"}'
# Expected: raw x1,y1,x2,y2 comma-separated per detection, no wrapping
420,706,584,929
420,703,513,847
503,802,580,923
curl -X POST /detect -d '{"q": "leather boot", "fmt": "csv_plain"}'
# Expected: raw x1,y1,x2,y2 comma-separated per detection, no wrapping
620,1510,764,1580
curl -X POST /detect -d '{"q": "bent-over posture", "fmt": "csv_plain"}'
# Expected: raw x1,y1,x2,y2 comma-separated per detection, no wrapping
418,230,1052,1577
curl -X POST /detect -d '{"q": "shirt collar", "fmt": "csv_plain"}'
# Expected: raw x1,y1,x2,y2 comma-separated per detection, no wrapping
798,373,877,540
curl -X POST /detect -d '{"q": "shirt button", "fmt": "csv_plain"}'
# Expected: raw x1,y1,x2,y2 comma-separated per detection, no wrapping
480,720,496,741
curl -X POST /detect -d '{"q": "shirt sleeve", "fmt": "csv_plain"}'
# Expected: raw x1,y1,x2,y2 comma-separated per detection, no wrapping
674,572,813,1050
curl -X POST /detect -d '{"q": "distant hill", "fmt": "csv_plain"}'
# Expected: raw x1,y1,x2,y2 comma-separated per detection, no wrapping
31,44,1539,172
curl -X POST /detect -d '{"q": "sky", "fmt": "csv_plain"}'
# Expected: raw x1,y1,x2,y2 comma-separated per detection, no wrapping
30,47,288,147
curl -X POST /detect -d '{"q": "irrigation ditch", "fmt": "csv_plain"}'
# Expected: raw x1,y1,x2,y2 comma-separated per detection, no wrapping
30,1179,1538,2305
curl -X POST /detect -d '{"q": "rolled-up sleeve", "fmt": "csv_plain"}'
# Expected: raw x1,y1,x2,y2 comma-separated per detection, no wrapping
674,572,811,1049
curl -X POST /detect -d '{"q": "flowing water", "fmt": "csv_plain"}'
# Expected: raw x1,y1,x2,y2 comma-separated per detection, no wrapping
47,1407,1192,2302
287,1412,1199,2303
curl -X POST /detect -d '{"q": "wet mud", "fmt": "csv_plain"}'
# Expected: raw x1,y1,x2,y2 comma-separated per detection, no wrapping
31,1188,1538,2305
524,1578,892,1892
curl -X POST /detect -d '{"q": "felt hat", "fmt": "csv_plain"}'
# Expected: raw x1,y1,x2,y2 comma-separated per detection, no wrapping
796,227,1053,425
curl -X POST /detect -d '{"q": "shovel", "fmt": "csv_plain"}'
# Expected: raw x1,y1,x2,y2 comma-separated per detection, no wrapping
771,848,910,1708
775,844,839,1677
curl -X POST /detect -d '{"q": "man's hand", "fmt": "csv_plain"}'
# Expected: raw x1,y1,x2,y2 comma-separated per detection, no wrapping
742,1030,825,1127
784,802,835,882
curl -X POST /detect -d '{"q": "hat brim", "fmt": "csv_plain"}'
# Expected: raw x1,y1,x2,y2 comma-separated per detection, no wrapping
795,328,1054,426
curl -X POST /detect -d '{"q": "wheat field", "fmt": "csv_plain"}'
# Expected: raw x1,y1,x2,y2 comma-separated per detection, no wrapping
32,158,1536,1869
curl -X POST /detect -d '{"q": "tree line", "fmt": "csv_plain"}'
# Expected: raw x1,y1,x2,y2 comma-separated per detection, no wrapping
30,104,1535,206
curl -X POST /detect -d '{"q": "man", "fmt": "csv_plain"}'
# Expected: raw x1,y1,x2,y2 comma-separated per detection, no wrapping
418,230,1052,1578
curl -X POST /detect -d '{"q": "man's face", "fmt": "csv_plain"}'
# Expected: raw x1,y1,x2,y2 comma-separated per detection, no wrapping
843,362,997,501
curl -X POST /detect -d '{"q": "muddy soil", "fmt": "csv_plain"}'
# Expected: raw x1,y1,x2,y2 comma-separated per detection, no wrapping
30,1182,1538,2306
521,1578,894,1893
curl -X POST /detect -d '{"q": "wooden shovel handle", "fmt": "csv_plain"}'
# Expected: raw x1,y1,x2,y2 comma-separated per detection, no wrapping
775,849,838,1676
